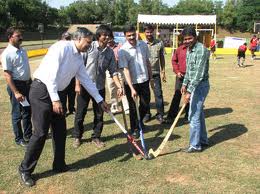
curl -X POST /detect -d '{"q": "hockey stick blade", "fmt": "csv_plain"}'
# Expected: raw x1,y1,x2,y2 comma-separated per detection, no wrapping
148,103,187,158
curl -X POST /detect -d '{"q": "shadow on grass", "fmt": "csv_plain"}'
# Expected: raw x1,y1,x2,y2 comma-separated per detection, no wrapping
204,107,233,118
33,135,180,180
207,123,248,148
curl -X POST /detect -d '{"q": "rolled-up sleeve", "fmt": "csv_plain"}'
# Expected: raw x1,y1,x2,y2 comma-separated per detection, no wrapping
108,51,118,78
118,49,128,69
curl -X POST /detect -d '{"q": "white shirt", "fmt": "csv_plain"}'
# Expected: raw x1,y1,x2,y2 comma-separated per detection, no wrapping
1,44,31,81
118,40,150,84
33,40,103,103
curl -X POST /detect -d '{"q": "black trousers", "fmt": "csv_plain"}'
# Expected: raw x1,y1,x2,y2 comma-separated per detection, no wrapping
124,81,150,133
20,80,67,174
73,85,105,139
61,77,76,113
167,76,189,119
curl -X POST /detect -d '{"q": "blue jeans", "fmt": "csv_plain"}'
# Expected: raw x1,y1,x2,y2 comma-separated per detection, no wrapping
189,80,210,149
7,81,32,143
147,74,164,116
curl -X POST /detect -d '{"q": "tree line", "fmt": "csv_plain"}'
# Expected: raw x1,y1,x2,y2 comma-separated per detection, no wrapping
0,0,259,32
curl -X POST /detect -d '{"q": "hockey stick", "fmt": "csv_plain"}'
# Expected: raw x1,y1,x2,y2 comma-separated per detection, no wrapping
148,103,187,158
134,97,150,159
108,111,150,159
119,100,142,160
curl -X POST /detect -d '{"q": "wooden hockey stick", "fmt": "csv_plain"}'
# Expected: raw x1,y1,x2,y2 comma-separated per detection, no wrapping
148,103,187,158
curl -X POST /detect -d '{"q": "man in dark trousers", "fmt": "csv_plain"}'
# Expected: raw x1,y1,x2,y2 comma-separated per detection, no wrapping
143,24,166,124
18,27,109,187
73,25,123,148
118,25,154,138
1,27,32,146
165,43,189,124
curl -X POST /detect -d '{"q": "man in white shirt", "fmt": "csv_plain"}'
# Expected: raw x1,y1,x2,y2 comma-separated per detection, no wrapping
1,27,32,147
18,27,109,187
118,25,154,138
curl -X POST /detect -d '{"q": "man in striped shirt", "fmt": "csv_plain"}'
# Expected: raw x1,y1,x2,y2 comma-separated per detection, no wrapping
181,26,210,153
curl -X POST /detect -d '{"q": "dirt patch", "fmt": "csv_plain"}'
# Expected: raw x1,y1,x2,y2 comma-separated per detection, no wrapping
165,173,197,185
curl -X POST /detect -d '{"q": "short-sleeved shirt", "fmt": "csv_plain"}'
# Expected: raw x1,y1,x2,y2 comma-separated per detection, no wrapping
145,39,164,75
82,41,117,90
183,42,209,93
1,44,31,81
118,40,150,84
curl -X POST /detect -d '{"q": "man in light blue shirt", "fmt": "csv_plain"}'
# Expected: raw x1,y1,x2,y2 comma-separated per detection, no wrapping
1,27,32,147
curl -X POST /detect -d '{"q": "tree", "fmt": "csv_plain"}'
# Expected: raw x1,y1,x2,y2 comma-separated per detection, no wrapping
222,0,237,31
172,0,215,15
236,0,260,32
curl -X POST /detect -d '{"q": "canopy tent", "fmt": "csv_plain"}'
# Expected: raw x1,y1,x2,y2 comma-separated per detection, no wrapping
137,14,217,49
137,14,216,25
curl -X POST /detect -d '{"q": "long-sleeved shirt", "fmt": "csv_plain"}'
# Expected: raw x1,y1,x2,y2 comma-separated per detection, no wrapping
183,42,209,93
34,40,103,103
82,41,117,90
172,45,187,75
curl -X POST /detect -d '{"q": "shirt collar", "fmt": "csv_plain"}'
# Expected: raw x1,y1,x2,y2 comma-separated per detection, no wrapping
7,43,19,52
125,40,141,49
95,41,107,52
71,40,80,54
145,38,158,45
190,41,198,52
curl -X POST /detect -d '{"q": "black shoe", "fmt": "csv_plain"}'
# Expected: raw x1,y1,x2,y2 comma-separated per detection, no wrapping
53,165,71,173
143,113,151,123
16,140,28,147
19,170,35,187
163,117,174,124
156,114,164,124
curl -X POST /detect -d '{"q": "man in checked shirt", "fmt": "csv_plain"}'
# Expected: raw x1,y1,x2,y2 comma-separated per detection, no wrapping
180,26,210,153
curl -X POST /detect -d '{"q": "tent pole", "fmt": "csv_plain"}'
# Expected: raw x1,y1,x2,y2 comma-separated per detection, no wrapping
156,24,159,39
176,23,179,50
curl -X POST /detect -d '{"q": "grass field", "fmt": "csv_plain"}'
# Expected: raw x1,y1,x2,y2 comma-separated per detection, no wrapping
0,54,260,193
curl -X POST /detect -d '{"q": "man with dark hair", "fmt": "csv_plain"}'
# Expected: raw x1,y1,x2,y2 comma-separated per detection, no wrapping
19,27,109,187
180,26,210,153
73,25,123,148
165,42,189,124
118,24,154,138
1,27,32,147
143,24,166,124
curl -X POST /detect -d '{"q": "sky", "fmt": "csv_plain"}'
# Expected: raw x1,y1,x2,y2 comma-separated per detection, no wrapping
47,0,179,9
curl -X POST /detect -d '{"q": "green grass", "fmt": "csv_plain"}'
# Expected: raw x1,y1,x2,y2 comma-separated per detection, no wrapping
0,54,260,193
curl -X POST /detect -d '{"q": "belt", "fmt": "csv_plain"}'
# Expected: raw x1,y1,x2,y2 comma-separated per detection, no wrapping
34,78,42,83
13,79,32,85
